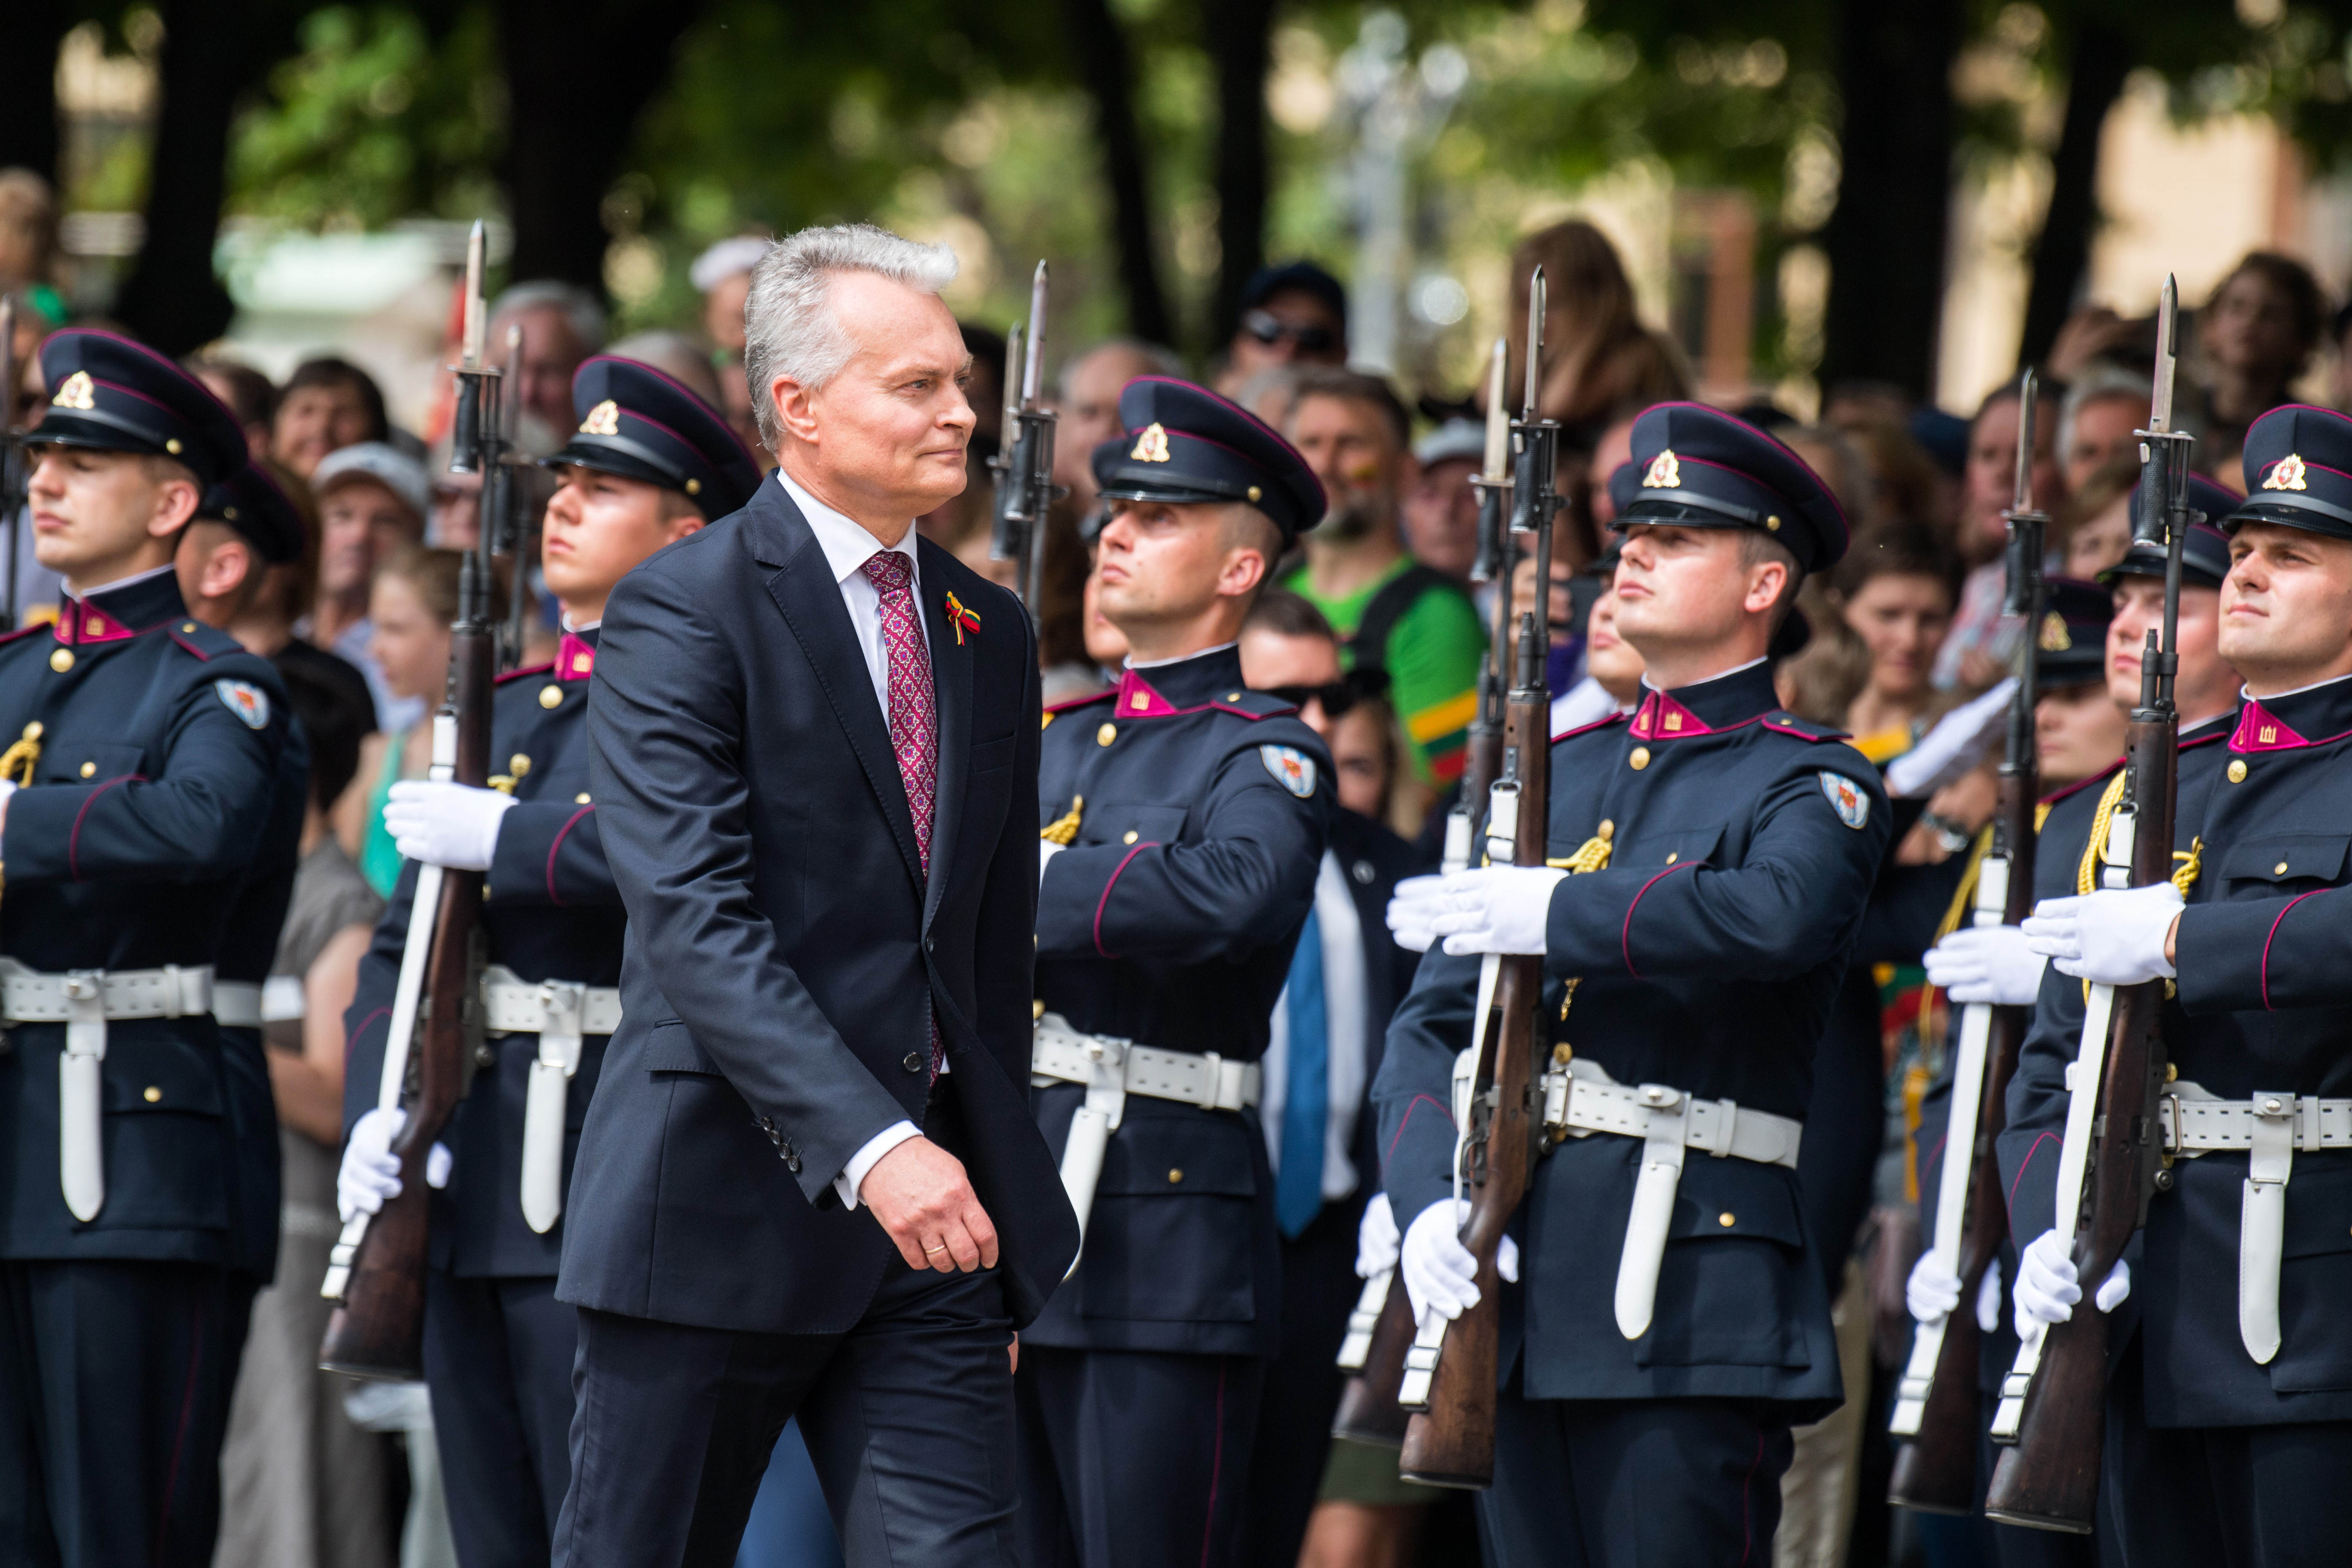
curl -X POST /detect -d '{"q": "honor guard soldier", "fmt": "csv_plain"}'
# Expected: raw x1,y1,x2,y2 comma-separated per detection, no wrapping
0,332,297,1566
1018,377,1334,1568
1381,403,1889,1564
337,357,760,1565
2002,405,2352,1560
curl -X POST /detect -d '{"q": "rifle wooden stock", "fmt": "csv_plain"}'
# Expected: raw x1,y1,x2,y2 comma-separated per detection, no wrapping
1331,1279,1417,1446
1984,701,2177,1532
1396,676,1548,1489
320,619,495,1378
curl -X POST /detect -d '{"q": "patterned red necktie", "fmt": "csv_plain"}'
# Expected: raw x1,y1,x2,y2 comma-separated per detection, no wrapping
863,551,937,874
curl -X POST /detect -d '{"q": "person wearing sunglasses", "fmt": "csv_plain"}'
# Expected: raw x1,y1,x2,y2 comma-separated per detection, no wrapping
1218,260,1350,396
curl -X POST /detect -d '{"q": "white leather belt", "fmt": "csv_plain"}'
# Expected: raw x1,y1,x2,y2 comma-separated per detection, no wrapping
212,981,263,1029
2161,1080,2352,1365
0,957,218,1221
1031,1012,1261,1277
481,966,621,1235
1536,1057,1802,1341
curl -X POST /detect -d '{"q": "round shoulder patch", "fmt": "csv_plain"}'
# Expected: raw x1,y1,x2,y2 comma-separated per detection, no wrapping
1818,771,1869,830
214,678,271,730
1260,743,1317,799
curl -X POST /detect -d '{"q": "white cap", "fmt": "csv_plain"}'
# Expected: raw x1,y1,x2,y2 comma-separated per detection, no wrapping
312,441,431,523
1414,417,1487,468
689,236,773,294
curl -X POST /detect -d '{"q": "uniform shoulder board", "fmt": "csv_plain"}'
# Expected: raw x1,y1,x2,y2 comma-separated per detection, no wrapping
493,660,558,687
166,619,246,662
1043,686,1117,729
1210,688,1298,721
0,618,49,649
1757,711,1850,743
2039,759,2123,808
2179,727,2229,751
1552,712,1629,745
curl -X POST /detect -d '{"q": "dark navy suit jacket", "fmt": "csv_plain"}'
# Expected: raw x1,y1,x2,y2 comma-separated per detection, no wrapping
558,474,1079,1334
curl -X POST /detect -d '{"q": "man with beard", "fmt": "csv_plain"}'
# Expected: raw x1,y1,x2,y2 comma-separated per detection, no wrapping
1278,369,1485,809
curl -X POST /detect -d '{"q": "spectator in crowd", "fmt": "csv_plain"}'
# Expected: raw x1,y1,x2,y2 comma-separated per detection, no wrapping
1079,550,1128,677
334,547,474,897
1835,416,1955,539
0,167,65,326
1827,522,1963,762
606,329,726,408
2192,250,2325,475
190,354,279,461
1217,260,1349,394
215,657,396,1568
2056,365,2151,495
1506,219,1690,430
1053,338,1186,525
2331,297,2352,414
1280,368,1486,818
690,235,769,356
1236,591,1425,1568
1547,543,1642,733
272,356,391,480
2057,453,2141,581
1402,419,1484,583
488,280,606,442
1233,363,1304,433
307,442,432,731
1934,378,2065,689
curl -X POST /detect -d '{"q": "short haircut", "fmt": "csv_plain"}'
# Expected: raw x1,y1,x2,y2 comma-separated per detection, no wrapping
2056,365,2151,471
742,223,959,449
1288,366,1411,450
1737,528,1803,633
1221,502,1285,586
1243,586,1337,642
1830,518,1960,604
281,357,389,444
1058,338,1186,399
490,280,609,354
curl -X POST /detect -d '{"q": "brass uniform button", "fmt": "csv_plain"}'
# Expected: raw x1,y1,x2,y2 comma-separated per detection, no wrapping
2228,759,2248,783
539,685,564,709
1628,746,1650,770
1123,830,1138,844
1718,1211,1736,1228
1097,723,1116,747
79,762,94,778
510,754,532,778
1665,852,1677,864
181,622,196,633
143,1086,162,1103
49,648,73,673
1168,1168,1184,1184
575,792,591,804
2276,860,2291,875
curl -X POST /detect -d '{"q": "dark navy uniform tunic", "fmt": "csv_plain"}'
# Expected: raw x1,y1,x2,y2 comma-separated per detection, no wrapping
1379,662,1887,1411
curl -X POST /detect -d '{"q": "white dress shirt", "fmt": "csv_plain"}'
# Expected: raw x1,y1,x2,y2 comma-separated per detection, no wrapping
1260,851,1369,1204
775,468,934,1209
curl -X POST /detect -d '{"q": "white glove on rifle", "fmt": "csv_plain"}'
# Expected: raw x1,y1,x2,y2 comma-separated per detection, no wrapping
337,1106,453,1225
2013,1228,2130,1343
1906,1250,2004,1334
1400,1198,1521,1323
1925,925,2048,1006
1387,867,1566,957
1884,678,2017,798
1039,840,1064,887
384,780,517,872
2022,885,2183,986
1356,1192,1400,1279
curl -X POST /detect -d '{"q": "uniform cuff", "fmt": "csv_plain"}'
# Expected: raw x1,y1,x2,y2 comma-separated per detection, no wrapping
834,1119,922,1210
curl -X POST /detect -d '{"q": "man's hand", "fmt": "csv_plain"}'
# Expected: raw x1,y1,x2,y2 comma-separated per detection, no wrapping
1356,1192,1399,1279
385,780,517,872
335,1106,452,1225
2013,1228,2129,1343
1387,866,1565,956
2023,885,2183,985
1399,1198,1518,1323
859,1135,1000,1274
1924,924,2048,1006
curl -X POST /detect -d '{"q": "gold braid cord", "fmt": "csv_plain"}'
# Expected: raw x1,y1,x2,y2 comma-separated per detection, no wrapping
1040,795,1083,845
2075,770,2129,896
1546,826,1615,1021
0,722,41,788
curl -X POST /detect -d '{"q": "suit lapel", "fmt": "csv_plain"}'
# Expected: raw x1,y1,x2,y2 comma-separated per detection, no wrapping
751,490,926,897
919,542,973,929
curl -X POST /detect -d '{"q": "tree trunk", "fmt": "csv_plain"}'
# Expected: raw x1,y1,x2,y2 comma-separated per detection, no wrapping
1818,0,1962,403
2017,22,2133,373
1061,0,1172,345
0,11,71,184
116,0,253,353
1205,0,1275,348
498,0,702,293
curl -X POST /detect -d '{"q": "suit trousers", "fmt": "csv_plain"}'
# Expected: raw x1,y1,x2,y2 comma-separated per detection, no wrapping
1015,1345,1266,1568
1475,1371,1794,1568
552,1260,1017,1568
1244,1194,1365,1568
0,1259,242,1568
426,1271,578,1568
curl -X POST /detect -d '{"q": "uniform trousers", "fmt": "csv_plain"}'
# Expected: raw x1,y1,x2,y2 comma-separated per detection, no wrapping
551,1259,1017,1568
425,1270,577,1568
1475,1370,1794,1568
0,1259,241,1568
1015,1345,1266,1568
2099,1336,2352,1568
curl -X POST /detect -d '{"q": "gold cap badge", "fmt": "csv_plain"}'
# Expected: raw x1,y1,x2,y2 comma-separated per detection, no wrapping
2039,610,2072,652
2263,453,2308,492
1130,423,1172,463
52,371,95,411
580,400,621,436
1642,449,1681,489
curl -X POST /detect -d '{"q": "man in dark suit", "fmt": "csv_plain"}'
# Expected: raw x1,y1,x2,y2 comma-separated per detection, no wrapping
550,223,1077,1568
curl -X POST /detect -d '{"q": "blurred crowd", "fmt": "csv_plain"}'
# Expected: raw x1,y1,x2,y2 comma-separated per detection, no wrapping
4,144,2345,1568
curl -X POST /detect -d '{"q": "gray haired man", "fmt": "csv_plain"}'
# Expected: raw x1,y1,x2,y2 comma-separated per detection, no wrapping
548,222,1077,1568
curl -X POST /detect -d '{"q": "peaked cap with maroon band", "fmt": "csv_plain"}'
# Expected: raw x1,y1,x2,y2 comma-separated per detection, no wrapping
2102,474,2238,591
201,460,306,565
1091,375,1325,543
27,329,248,488
2227,403,2352,541
546,354,764,520
1615,400,1850,572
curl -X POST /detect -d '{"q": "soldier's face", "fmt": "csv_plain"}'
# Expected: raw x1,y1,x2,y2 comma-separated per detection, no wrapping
542,466,703,621
1094,501,1269,639
2036,680,2129,789
2220,523,2352,693
2110,578,2231,720
26,446,197,585
769,272,975,530
1611,524,1785,662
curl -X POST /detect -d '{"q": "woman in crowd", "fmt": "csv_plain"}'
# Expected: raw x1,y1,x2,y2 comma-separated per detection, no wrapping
2193,251,2326,475
2058,453,2143,581
335,547,475,897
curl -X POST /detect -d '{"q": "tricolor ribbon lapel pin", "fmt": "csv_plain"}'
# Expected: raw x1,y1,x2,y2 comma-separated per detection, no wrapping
945,590,981,645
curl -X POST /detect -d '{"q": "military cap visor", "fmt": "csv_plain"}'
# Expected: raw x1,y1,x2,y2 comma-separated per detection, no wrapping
1612,402,1850,573
26,329,248,489
200,463,306,565
2099,493,2234,593
1092,376,1325,543
545,355,764,519
2228,404,2352,542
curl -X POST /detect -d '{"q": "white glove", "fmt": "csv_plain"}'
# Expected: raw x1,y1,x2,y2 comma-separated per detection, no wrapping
1399,1198,1520,1322
1356,1192,1400,1279
1386,866,1566,957
1039,839,1064,887
2013,1228,2130,1341
1884,678,2017,797
1924,925,2049,1006
336,1107,453,1225
1977,1257,2005,1334
384,780,517,872
2023,885,2183,986
1906,1248,1962,1325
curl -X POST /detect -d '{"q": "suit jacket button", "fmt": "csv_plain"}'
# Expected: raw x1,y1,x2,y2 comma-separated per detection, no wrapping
787,1154,802,1173
904,1051,925,1073
923,936,935,954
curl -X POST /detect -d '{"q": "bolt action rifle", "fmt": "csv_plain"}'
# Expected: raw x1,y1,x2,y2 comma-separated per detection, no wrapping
990,261,1059,612
0,297,22,632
